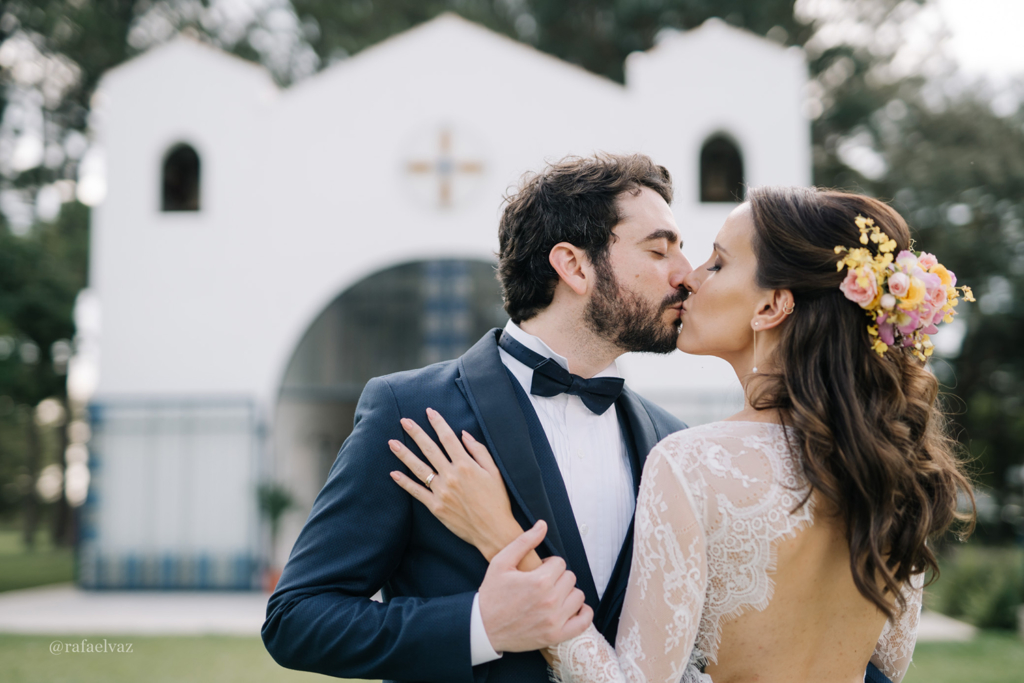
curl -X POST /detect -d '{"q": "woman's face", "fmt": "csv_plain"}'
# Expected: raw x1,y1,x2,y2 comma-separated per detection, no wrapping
678,203,768,364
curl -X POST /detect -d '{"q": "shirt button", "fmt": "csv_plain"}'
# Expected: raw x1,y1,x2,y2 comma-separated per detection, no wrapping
580,523,589,537
575,448,585,459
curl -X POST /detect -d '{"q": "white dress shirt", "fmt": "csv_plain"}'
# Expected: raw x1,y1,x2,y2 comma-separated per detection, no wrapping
470,321,635,664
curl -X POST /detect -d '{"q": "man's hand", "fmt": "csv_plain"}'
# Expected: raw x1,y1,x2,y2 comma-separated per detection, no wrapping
478,521,593,653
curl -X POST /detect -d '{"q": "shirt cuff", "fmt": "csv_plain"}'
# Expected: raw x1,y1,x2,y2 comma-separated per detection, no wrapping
470,592,503,666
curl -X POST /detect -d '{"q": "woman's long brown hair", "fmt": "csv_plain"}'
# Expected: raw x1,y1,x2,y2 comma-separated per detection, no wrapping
747,186,975,617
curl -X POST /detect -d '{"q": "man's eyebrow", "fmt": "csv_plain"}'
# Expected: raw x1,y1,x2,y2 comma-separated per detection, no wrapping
640,229,680,244
713,242,730,256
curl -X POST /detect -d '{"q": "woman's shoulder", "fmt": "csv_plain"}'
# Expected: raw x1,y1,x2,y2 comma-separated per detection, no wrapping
655,420,789,455
650,420,798,490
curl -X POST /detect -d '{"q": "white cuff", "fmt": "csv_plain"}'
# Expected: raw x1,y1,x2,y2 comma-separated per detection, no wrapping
470,592,503,666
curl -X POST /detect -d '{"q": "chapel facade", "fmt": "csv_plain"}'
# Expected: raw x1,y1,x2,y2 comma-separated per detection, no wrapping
82,14,810,589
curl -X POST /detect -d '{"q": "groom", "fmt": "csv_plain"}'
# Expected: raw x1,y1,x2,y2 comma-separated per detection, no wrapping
262,153,691,682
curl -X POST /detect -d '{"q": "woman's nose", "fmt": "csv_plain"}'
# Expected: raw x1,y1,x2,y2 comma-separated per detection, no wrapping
682,267,701,294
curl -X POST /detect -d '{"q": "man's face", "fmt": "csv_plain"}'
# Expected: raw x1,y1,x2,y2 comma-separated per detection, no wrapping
585,187,693,353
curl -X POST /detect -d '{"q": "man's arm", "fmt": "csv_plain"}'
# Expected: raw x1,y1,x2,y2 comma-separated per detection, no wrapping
261,377,477,683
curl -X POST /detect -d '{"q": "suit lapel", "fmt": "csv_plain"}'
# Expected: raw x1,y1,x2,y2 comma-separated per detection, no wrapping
456,330,565,559
593,388,660,638
504,372,601,609
616,386,660,483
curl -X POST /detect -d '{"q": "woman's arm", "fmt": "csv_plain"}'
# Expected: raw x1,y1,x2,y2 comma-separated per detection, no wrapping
391,416,708,681
869,573,924,683
388,407,541,568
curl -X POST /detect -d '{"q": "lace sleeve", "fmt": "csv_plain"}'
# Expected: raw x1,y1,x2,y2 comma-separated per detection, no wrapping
548,443,710,683
870,573,924,683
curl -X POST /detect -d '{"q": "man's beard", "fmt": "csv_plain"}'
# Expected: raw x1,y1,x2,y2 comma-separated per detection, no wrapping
586,259,686,354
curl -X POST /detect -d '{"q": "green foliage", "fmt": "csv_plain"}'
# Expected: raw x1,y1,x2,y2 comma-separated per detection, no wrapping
927,545,1024,630
257,482,295,539
292,0,806,83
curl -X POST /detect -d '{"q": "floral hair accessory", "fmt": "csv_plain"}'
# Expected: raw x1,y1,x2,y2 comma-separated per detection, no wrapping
834,215,975,361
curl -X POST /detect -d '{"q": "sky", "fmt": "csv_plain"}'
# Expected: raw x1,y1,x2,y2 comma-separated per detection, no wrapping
938,0,1024,81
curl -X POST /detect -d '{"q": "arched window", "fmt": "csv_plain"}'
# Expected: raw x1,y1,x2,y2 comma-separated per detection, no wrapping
700,135,744,203
161,143,201,211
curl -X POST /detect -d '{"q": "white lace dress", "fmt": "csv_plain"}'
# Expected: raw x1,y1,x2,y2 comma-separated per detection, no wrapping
548,421,922,683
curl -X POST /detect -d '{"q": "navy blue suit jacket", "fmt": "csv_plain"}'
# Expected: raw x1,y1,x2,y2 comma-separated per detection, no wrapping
262,329,685,682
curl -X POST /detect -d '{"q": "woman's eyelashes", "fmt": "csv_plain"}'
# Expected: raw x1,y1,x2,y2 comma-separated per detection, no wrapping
707,259,722,272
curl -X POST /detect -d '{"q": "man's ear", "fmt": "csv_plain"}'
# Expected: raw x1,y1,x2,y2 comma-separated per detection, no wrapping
549,242,591,296
751,289,795,332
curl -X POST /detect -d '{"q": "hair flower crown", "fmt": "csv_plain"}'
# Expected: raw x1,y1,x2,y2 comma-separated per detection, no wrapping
834,215,975,361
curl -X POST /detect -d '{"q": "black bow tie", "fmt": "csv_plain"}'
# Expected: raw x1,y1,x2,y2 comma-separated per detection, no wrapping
498,330,625,416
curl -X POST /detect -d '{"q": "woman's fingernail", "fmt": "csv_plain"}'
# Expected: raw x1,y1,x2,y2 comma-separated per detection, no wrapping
389,471,399,480
462,430,476,442
388,440,400,452
426,407,436,417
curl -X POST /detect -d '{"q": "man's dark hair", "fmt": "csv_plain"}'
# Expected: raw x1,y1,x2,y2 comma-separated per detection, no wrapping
497,153,673,323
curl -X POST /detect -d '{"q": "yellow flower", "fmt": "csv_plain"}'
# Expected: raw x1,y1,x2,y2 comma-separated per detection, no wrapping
961,285,976,302
931,264,953,287
872,339,888,355
898,276,926,309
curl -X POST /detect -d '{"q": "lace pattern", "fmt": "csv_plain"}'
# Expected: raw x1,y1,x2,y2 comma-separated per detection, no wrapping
871,572,924,683
547,421,924,683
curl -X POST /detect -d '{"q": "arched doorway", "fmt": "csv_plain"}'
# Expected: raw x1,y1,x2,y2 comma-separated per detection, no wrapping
271,259,507,564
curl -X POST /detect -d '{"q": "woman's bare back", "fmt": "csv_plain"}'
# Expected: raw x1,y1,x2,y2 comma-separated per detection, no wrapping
709,510,889,683
548,422,922,683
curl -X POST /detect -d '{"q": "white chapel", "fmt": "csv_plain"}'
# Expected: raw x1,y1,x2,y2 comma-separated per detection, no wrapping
80,14,810,589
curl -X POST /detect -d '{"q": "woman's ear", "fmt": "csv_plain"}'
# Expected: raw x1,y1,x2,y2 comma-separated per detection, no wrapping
752,289,795,331
549,242,591,296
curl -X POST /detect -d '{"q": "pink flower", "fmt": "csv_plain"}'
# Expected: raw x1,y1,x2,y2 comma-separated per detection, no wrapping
840,268,879,308
878,321,895,346
896,308,921,337
888,272,910,298
896,251,919,269
918,252,939,269
926,283,948,312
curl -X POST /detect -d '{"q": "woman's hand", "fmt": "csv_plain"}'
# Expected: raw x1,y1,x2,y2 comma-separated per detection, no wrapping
389,408,526,563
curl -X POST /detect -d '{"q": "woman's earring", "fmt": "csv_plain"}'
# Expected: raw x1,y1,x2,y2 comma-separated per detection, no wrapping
783,302,795,315
752,322,759,373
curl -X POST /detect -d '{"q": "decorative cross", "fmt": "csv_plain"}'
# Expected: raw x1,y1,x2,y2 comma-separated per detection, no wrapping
406,128,484,208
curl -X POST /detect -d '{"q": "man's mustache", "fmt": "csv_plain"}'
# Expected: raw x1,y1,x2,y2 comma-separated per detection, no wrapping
661,288,690,309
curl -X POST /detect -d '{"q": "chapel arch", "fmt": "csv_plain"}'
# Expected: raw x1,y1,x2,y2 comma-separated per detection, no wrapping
161,143,201,211
270,258,507,565
699,134,745,203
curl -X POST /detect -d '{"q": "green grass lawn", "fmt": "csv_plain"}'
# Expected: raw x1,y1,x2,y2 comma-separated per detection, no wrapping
0,634,355,683
0,529,74,593
0,630,1020,683
902,630,1024,683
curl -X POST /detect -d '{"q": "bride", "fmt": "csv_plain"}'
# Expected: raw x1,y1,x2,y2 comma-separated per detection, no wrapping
388,186,975,683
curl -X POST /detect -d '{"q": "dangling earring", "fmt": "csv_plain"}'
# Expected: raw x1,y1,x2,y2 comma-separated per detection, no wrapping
752,322,759,373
